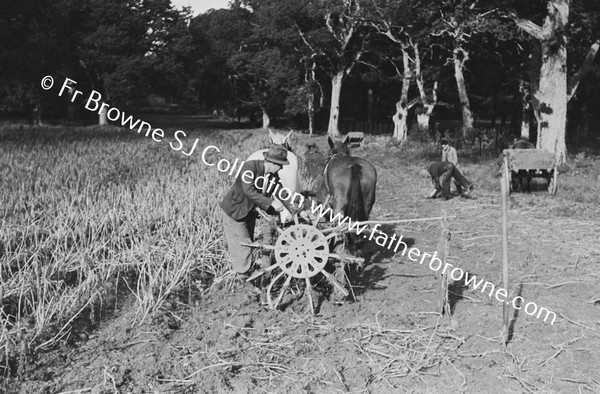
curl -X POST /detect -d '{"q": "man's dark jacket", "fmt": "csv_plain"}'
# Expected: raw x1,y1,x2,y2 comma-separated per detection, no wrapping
428,161,454,185
220,159,279,221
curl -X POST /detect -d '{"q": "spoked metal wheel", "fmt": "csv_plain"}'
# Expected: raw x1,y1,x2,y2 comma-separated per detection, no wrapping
243,213,363,314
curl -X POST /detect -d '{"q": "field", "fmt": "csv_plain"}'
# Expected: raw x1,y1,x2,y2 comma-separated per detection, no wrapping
1,118,600,393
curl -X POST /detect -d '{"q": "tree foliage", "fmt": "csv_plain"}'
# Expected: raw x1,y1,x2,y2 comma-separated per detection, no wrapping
1,0,194,118
2,0,599,147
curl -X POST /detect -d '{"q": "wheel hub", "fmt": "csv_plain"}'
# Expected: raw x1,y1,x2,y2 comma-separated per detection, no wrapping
275,224,329,278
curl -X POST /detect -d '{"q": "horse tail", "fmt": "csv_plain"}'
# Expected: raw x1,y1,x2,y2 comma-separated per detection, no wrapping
346,164,366,221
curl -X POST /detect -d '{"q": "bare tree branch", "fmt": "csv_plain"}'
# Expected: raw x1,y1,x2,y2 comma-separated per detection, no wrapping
295,22,334,76
356,59,378,71
295,22,319,56
408,96,421,109
568,40,600,101
369,19,405,45
511,16,544,40
386,56,402,77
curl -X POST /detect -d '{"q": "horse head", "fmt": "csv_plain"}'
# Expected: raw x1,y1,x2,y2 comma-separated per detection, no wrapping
269,129,294,152
327,136,350,159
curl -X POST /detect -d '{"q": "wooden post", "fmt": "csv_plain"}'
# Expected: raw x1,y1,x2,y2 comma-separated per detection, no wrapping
501,158,510,344
436,211,450,316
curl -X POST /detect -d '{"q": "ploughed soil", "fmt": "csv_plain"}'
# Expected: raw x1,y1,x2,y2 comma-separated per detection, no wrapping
7,130,600,393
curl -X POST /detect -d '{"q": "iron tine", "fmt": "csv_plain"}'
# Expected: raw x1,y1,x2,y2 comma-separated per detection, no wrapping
246,262,281,282
305,277,315,315
272,274,293,309
320,270,349,297
267,271,285,309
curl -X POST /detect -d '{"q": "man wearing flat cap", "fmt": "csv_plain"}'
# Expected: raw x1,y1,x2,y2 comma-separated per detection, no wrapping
220,145,301,283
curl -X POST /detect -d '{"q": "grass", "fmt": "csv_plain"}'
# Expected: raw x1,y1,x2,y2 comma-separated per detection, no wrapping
0,124,239,376
1,121,598,381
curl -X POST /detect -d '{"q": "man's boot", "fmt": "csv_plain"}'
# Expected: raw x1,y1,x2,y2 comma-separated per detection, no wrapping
462,184,475,197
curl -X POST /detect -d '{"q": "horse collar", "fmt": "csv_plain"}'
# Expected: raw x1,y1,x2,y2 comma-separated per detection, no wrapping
325,152,343,166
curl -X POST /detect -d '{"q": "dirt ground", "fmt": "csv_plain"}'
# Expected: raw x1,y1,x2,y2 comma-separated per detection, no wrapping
7,130,600,394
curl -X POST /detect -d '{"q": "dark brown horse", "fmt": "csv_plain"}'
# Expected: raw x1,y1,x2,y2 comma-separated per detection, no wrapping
316,136,377,257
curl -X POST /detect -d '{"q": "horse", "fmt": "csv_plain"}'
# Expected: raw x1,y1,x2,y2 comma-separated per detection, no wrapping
317,136,378,258
510,138,535,192
246,129,299,224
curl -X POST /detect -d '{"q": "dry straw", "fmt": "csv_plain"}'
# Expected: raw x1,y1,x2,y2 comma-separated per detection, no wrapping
0,125,239,374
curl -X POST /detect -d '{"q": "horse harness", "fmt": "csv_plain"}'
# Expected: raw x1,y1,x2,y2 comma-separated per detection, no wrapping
321,153,346,205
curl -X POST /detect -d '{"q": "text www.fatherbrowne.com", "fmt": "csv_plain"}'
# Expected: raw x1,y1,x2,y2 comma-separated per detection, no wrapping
308,201,557,325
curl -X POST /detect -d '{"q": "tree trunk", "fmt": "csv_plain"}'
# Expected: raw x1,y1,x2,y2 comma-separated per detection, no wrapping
99,104,108,126
536,47,567,164
417,105,434,132
392,48,411,141
327,71,343,138
413,43,438,135
392,101,408,142
453,46,474,141
33,103,43,125
367,88,374,122
532,2,568,164
417,93,437,133
262,109,270,129
519,79,531,140
307,90,315,136
514,0,569,164
305,59,318,136
66,88,76,123
98,87,109,126
416,82,438,133
67,103,76,123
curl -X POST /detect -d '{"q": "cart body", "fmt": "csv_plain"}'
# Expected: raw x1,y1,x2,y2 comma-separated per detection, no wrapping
501,148,558,195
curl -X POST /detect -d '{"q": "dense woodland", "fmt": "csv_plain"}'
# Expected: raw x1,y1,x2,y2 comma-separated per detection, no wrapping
1,0,600,163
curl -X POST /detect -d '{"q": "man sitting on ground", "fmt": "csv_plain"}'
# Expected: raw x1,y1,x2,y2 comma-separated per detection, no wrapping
420,161,474,200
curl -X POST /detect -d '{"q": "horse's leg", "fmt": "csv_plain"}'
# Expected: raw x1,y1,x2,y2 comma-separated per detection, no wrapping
362,175,377,219
354,178,377,261
330,194,350,303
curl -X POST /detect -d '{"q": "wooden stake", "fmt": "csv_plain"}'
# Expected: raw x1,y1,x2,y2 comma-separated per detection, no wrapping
436,210,450,316
501,156,510,345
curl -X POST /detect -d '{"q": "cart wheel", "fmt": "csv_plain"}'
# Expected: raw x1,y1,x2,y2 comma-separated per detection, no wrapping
548,167,558,195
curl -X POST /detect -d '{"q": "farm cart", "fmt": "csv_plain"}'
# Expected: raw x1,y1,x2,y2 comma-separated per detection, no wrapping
343,132,364,148
501,148,558,195
241,209,364,315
